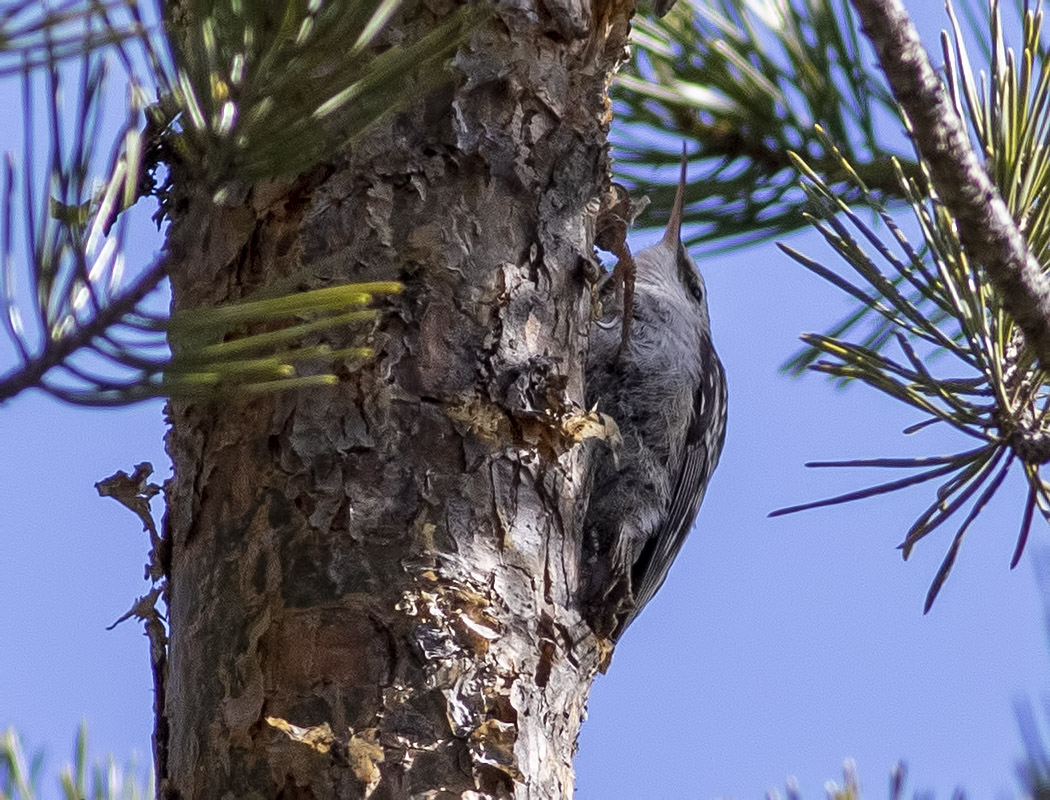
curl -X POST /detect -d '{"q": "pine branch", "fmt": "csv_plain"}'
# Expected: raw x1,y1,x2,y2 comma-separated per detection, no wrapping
0,259,167,404
772,1,1050,609
0,0,483,406
0,1,149,76
849,0,1050,368
613,0,918,253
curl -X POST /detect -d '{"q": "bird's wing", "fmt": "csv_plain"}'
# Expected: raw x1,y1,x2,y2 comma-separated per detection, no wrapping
624,353,728,630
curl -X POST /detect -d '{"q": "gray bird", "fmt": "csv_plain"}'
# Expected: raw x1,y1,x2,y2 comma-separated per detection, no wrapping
583,149,728,640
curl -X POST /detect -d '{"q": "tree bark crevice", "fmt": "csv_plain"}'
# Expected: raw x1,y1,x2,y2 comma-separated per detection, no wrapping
163,3,630,797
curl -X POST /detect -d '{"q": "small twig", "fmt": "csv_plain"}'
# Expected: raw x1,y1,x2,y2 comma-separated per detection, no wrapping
96,461,170,795
0,257,168,404
95,461,166,580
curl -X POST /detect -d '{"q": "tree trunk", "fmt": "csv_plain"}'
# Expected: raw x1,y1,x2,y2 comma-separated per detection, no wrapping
161,2,631,797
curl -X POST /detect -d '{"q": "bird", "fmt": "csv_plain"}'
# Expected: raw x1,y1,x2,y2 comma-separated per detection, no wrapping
582,147,728,641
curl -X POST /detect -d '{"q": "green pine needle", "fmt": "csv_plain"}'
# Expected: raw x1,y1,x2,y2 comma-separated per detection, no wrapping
612,0,917,254
775,0,1050,609
0,1,477,406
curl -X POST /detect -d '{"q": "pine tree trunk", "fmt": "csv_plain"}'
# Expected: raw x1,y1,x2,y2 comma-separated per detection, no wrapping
161,3,631,797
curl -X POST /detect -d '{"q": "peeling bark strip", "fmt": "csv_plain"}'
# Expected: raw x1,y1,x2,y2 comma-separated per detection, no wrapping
849,0,1050,367
162,2,630,798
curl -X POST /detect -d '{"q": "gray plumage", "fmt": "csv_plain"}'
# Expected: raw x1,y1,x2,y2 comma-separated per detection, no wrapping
583,149,727,640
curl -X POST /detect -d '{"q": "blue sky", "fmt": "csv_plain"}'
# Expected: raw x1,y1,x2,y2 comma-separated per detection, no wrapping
1,3,1048,798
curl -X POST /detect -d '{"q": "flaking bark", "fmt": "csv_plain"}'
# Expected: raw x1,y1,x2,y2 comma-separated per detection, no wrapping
161,2,631,797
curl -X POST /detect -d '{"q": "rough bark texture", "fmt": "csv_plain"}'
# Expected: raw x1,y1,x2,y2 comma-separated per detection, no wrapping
162,2,631,798
849,0,1050,367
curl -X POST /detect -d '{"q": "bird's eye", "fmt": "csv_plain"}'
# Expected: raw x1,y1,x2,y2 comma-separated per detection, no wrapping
689,282,704,303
